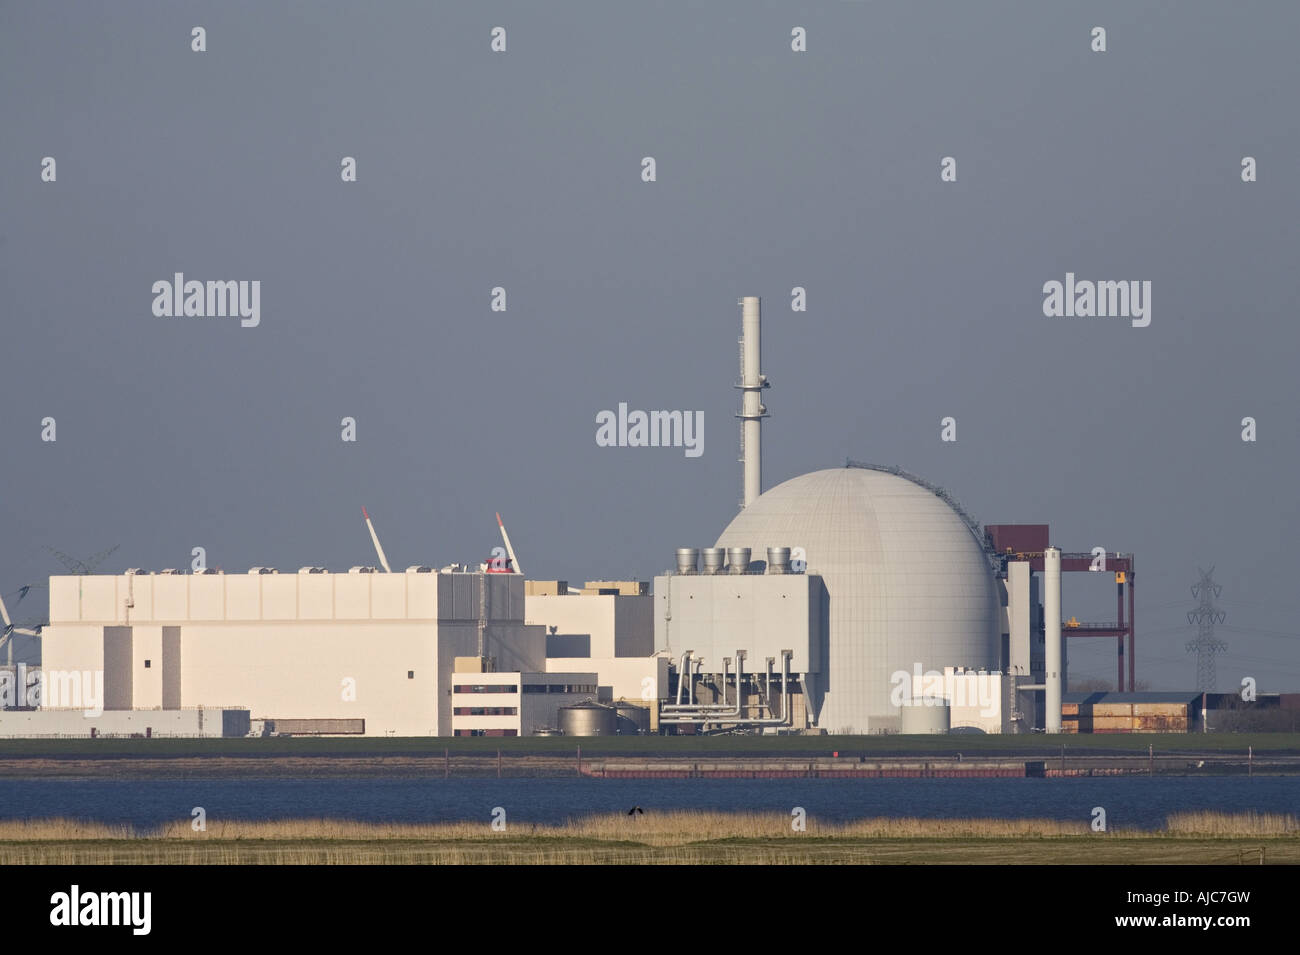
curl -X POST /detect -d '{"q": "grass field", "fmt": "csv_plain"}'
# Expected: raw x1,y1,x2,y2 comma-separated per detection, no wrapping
1,811,1293,864
1,732,1297,759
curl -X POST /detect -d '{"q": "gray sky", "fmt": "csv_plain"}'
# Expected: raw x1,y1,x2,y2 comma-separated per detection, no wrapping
3,2,1298,691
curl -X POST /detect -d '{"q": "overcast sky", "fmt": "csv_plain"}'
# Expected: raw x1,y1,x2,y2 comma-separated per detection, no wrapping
3,2,1298,691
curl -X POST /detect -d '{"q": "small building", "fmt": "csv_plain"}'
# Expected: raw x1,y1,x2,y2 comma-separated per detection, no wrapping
1062,692,1202,733
909,666,1008,734
450,668,599,737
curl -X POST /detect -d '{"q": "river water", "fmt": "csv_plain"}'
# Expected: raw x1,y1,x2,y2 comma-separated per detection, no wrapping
1,776,1295,829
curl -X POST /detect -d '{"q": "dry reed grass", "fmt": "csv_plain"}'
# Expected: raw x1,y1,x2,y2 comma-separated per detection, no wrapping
0,810,1294,845
1164,810,1298,836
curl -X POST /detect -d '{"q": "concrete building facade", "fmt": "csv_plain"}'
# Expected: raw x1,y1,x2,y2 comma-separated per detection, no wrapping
40,570,546,737
450,670,599,736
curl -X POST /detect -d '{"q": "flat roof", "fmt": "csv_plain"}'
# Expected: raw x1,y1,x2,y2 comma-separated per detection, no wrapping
1064,692,1202,705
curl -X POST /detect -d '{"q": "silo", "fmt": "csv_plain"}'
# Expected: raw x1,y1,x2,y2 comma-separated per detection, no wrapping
558,702,619,737
900,702,951,734
614,702,650,735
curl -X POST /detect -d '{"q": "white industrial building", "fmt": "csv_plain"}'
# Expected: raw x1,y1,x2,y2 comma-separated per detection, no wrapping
38,568,550,736
449,665,598,737
28,566,676,738
524,579,668,717
0,705,248,738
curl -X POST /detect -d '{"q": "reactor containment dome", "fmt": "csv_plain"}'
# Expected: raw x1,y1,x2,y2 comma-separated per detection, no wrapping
714,465,1000,734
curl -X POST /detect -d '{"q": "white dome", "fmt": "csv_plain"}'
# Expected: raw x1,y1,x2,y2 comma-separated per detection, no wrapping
715,466,998,733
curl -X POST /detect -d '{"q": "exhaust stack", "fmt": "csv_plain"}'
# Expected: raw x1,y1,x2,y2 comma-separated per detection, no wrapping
701,548,726,575
1045,546,1062,733
737,296,770,509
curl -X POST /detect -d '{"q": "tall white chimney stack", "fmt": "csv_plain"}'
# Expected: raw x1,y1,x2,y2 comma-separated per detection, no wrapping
737,296,770,509
1044,546,1063,733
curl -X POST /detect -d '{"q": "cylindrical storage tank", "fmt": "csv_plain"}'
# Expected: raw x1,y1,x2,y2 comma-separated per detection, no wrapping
614,702,650,736
701,548,726,574
558,702,619,737
766,547,790,574
900,702,950,734
726,547,752,574
675,548,700,575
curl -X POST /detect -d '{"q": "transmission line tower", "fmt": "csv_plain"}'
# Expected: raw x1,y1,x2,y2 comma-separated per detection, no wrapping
44,544,119,575
1185,567,1226,692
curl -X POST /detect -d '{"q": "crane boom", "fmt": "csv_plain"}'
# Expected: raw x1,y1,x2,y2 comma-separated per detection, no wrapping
361,506,393,574
496,512,523,576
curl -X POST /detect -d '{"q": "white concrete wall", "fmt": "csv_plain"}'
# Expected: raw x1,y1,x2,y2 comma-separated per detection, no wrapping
545,655,668,703
131,625,163,710
40,624,104,675
526,593,616,656
40,572,545,736
51,572,450,624
653,574,820,674
613,596,654,656
525,593,654,659
176,621,443,735
0,708,244,738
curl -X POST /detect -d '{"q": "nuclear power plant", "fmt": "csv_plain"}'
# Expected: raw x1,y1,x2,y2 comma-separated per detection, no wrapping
4,296,1142,738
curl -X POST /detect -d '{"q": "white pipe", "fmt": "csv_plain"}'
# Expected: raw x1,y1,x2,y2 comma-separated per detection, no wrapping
676,651,691,705
735,651,746,718
764,657,773,716
661,652,791,727
663,655,740,715
362,507,393,574
1045,546,1062,733
665,654,751,714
